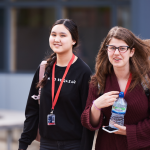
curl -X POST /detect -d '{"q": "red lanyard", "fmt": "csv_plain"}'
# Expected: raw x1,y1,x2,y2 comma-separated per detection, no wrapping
51,54,75,111
124,73,132,95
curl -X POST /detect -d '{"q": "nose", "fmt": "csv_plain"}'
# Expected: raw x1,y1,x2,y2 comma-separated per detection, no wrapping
54,36,60,42
114,48,120,54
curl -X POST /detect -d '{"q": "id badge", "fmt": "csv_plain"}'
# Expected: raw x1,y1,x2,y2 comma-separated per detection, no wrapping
47,114,55,125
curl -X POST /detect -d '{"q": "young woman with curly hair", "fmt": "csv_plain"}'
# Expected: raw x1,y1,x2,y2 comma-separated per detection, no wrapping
81,26,150,150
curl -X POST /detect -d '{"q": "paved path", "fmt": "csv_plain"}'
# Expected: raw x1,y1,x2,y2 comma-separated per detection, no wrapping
0,140,40,150
0,109,39,150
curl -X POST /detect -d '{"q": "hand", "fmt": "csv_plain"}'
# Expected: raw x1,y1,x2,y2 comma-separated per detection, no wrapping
113,124,126,135
94,91,119,109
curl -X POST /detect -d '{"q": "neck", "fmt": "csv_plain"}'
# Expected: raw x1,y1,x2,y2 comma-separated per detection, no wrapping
114,67,130,80
56,51,73,67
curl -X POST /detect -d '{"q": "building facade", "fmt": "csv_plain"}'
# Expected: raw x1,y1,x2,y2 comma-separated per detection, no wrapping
0,0,150,111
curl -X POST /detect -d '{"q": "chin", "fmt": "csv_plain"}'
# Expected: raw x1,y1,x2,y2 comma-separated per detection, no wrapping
54,51,68,55
113,64,124,68
52,49,63,53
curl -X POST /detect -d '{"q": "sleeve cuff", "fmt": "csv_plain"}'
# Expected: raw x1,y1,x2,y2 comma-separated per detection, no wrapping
126,124,139,150
81,105,103,131
89,107,104,130
19,141,28,150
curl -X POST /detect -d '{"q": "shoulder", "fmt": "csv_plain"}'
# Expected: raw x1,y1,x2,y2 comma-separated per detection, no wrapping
75,57,92,75
40,60,47,66
88,80,99,97
34,60,47,79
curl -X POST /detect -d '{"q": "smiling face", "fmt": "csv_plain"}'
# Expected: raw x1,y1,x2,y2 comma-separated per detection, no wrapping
49,24,75,54
107,38,135,70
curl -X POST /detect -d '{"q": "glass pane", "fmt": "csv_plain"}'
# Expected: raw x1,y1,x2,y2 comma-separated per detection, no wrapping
15,0,54,1
64,7,111,72
63,0,129,1
16,8,55,72
63,0,109,1
117,6,131,29
0,9,4,71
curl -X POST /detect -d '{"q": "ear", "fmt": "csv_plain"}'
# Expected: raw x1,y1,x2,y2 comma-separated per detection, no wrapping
130,48,135,57
72,40,76,45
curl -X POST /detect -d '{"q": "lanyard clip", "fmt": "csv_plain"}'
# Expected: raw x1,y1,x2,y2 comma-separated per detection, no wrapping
50,109,54,114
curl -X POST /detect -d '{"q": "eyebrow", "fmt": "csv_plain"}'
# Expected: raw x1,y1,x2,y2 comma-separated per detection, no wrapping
108,45,129,47
51,31,67,34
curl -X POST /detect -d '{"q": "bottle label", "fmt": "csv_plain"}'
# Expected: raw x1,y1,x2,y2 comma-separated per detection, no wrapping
112,105,127,114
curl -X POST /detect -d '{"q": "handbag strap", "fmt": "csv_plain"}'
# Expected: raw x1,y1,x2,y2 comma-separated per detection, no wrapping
38,61,47,104
31,61,47,104
39,61,47,81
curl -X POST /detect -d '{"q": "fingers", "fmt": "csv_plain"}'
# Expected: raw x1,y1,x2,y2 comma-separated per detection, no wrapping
107,97,118,105
114,124,126,130
99,91,119,100
108,101,115,106
113,130,119,134
114,130,124,135
109,97,117,102
106,91,119,103
114,124,120,128
106,91,119,96
95,91,119,109
113,124,126,135
104,91,119,101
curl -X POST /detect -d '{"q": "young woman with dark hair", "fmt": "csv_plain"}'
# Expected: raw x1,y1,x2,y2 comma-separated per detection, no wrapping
81,26,150,150
18,19,92,150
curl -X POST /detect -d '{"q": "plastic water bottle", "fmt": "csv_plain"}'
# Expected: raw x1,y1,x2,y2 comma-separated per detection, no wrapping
109,92,127,129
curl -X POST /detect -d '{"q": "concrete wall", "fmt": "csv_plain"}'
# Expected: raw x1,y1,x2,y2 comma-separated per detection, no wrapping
0,73,33,111
1,0,150,112
131,0,150,39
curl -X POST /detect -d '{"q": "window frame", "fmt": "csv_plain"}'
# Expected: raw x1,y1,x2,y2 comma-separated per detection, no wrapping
0,0,130,72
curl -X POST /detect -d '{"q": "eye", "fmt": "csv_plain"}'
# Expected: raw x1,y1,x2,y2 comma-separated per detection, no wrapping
120,47,126,51
110,46,115,50
51,33,56,36
60,34,66,37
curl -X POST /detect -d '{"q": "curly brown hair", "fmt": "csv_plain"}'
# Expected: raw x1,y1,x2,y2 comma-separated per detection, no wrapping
37,19,78,88
91,26,150,94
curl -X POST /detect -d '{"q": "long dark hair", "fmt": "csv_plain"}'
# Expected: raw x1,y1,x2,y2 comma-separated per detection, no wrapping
91,26,150,94
37,19,79,88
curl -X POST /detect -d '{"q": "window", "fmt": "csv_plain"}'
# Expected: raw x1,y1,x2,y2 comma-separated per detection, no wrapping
118,0,130,1
15,0,54,1
117,6,131,30
63,0,109,1
16,8,55,72
64,7,111,71
0,9,4,71
0,0,131,72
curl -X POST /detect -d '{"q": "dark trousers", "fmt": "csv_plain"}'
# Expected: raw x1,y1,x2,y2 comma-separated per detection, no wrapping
40,137,81,150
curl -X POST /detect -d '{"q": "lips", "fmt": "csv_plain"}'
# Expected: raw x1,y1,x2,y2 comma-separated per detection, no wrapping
113,58,121,61
54,44,61,45
54,44,61,48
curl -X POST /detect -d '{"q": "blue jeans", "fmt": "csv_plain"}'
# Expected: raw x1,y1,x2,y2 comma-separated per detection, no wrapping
40,137,81,150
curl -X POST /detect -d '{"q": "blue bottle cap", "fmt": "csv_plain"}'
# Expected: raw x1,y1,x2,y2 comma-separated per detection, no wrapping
119,92,124,98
